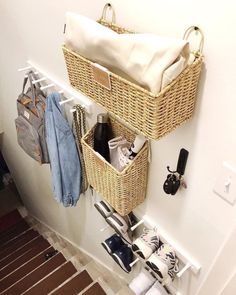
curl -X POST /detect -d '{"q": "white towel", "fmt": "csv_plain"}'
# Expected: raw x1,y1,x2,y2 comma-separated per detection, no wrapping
129,270,156,295
145,281,169,295
65,12,190,94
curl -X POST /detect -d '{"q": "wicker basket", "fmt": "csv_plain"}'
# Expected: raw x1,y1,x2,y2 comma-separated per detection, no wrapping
81,116,149,216
63,4,204,140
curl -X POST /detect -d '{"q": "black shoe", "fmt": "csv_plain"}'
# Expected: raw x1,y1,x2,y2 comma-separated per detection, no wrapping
112,244,134,273
101,234,125,255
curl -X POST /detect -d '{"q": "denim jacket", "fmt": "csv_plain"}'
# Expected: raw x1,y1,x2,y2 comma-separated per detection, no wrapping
45,92,81,206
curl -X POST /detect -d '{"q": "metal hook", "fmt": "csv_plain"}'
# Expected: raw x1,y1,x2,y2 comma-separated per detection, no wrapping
59,97,74,106
167,166,177,174
32,77,47,84
18,65,32,72
40,83,55,91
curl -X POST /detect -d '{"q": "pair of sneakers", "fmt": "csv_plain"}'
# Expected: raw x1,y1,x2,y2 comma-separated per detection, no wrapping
132,228,179,285
101,234,133,273
94,200,133,243
129,267,169,295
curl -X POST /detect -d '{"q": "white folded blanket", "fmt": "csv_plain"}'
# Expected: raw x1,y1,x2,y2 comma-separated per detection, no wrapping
64,12,191,94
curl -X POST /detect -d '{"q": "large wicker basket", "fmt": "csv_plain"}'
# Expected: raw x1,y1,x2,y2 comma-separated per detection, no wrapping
63,4,204,140
81,117,149,216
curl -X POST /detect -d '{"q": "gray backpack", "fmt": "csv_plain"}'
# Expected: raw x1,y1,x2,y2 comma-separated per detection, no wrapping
15,71,49,164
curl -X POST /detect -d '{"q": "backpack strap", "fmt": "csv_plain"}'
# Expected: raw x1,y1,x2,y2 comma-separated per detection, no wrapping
21,71,39,116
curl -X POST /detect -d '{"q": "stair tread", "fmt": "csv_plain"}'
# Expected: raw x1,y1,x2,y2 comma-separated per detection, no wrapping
0,212,113,295
0,246,54,291
0,220,29,245
83,282,106,295
0,209,23,233
0,235,49,270
51,270,93,295
0,229,39,260
1,252,66,295
23,261,77,295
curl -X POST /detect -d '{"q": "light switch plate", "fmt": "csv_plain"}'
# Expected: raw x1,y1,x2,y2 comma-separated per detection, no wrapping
213,161,236,205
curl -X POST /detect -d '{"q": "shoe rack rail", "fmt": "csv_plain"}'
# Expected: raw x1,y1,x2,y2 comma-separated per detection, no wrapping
130,214,201,277
18,60,94,114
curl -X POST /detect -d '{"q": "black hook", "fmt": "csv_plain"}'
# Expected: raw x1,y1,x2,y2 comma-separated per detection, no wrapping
167,166,177,174
163,148,189,196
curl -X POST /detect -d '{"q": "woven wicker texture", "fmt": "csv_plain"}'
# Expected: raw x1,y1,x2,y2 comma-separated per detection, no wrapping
63,16,203,140
81,117,149,216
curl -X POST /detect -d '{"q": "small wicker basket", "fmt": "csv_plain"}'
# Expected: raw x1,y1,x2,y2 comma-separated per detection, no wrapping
63,4,204,140
81,116,149,216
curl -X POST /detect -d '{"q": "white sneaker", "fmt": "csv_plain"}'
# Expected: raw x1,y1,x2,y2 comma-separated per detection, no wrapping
129,268,156,295
145,281,169,295
94,200,114,218
146,243,179,284
106,213,132,243
132,228,160,259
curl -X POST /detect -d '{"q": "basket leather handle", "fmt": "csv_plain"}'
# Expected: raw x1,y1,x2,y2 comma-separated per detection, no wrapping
101,3,116,23
183,26,204,54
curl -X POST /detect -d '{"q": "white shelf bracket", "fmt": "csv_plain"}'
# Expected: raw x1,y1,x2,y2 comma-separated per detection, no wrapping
177,262,192,278
100,225,110,232
129,257,140,268
130,219,144,231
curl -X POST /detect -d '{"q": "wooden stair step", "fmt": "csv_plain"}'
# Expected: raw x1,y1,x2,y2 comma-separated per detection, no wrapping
0,229,39,260
0,227,35,252
0,246,54,291
0,212,110,295
0,235,49,270
0,209,23,233
51,270,93,295
83,282,106,295
0,220,29,246
1,252,66,295
23,261,77,295
0,237,50,279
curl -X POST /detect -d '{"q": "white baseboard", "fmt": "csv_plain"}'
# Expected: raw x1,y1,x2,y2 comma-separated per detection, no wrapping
29,212,127,284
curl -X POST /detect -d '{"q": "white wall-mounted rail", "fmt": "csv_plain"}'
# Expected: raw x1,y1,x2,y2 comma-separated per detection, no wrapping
18,60,94,114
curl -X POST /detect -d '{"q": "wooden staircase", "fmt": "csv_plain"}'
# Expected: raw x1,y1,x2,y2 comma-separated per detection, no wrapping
0,209,108,295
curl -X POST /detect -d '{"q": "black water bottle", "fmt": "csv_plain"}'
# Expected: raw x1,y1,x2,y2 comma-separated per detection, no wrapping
94,113,111,162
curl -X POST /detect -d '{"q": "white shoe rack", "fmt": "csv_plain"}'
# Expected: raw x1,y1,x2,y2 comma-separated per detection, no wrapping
128,214,201,295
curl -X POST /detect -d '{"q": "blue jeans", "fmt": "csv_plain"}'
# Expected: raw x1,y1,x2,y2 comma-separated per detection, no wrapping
45,92,81,207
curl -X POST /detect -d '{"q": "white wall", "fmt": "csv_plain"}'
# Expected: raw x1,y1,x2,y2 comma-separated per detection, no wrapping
0,0,236,294
0,118,2,133
196,221,236,295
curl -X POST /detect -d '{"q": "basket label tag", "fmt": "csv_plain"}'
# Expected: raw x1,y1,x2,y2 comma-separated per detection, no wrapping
92,63,111,90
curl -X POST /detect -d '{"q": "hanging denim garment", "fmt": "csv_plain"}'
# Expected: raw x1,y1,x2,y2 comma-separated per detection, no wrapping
45,92,81,207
